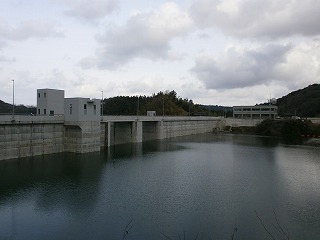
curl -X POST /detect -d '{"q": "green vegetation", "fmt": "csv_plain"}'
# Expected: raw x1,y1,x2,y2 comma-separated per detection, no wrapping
1,83,319,117
277,84,320,117
103,90,230,116
256,119,320,142
0,100,36,115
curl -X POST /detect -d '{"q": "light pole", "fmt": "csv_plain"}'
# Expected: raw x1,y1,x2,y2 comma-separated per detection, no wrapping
162,97,164,119
137,96,139,119
189,100,191,119
12,80,15,120
101,91,104,117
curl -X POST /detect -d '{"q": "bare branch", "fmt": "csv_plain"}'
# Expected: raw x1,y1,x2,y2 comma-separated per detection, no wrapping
122,220,133,240
255,210,276,240
231,226,238,240
160,232,174,240
273,209,290,240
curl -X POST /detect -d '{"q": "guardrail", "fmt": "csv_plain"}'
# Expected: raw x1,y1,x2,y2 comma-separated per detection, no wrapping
101,115,223,122
0,115,65,124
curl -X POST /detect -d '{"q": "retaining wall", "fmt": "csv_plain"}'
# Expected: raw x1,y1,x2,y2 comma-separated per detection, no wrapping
162,120,219,138
0,118,64,161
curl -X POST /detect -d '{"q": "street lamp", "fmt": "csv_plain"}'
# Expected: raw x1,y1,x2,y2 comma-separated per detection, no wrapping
12,80,15,120
162,97,164,119
137,96,139,119
101,91,104,117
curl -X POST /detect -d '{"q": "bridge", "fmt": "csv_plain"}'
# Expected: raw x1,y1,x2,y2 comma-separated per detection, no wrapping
100,116,224,147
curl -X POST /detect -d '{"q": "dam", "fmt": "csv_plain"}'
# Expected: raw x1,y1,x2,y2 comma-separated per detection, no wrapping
0,88,276,161
0,114,227,161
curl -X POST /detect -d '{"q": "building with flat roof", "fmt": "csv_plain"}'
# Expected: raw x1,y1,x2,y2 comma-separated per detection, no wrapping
233,105,278,119
37,89,101,121
64,98,100,122
37,89,64,115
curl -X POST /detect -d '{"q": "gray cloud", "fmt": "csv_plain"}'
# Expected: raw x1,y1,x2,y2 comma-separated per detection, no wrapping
61,0,118,22
0,19,64,41
191,44,292,89
0,56,15,63
190,0,320,38
94,2,193,69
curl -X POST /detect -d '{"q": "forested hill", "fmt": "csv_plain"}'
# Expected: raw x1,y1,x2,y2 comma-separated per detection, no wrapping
277,84,320,117
0,100,36,115
103,90,226,116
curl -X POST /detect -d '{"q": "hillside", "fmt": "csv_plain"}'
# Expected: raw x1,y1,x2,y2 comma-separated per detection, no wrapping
277,84,320,117
1,84,319,117
0,100,36,115
103,90,223,116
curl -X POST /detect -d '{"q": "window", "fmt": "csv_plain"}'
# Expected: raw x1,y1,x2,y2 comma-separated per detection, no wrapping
70,104,72,115
44,93,46,98
84,104,87,115
38,93,40,98
93,105,96,115
38,109,40,115
50,110,54,116
44,109,46,115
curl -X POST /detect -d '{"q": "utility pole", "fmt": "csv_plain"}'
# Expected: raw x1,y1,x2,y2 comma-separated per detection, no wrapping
101,91,104,118
12,80,15,120
162,97,164,119
137,96,139,119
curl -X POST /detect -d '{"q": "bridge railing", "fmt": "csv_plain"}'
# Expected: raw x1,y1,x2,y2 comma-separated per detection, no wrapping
0,115,65,124
101,115,223,122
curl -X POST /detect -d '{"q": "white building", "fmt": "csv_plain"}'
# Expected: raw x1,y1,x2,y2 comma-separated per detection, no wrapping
233,105,278,119
64,98,100,122
37,89,101,121
37,89,64,115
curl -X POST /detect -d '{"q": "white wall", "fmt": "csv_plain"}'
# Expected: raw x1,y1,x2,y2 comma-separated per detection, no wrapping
37,89,64,115
64,98,101,122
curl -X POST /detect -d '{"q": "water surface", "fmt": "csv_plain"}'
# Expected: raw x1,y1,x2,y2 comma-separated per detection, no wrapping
1,134,320,239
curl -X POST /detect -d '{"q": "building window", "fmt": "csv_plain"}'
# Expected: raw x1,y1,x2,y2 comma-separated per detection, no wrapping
50,110,54,116
38,93,40,98
44,93,46,98
84,104,87,115
70,104,72,115
38,109,40,115
44,109,46,115
93,105,96,115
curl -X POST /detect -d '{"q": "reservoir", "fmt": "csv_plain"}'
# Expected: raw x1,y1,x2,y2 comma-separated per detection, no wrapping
0,133,320,239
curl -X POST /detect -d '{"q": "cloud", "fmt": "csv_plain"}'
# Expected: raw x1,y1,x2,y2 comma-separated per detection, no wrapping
0,56,15,63
60,0,118,22
191,44,292,89
94,2,194,69
0,19,64,41
190,0,320,38
272,41,320,89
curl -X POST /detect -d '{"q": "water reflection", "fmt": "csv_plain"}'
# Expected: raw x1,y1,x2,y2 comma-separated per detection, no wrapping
0,152,104,214
0,133,320,240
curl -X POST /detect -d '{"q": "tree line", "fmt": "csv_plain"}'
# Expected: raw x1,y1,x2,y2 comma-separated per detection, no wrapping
102,90,231,117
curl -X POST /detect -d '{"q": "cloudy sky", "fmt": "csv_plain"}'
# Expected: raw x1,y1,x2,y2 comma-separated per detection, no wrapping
1,0,319,106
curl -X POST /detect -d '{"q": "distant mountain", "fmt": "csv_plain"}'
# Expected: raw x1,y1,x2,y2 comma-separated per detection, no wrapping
277,84,320,117
1,84,319,117
0,100,36,115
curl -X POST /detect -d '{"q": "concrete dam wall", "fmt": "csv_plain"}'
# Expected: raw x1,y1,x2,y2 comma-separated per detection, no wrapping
0,116,65,161
0,115,243,161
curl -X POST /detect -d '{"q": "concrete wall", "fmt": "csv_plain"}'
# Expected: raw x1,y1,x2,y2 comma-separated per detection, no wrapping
162,120,219,139
64,121,101,153
0,115,268,161
224,118,263,127
0,121,64,160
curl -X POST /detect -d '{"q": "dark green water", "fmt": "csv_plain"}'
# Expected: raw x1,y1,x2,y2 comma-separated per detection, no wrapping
0,133,320,240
